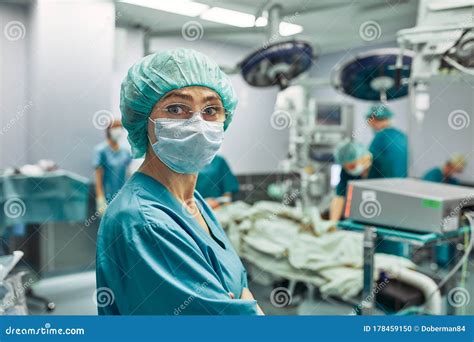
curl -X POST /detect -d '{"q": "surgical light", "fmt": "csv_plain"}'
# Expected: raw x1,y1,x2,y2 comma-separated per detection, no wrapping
280,22,303,37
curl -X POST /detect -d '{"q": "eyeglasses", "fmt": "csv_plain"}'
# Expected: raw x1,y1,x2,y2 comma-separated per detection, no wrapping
155,103,227,122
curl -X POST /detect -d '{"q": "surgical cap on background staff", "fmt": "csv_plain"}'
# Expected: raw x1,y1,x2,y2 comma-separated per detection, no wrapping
93,120,131,213
196,154,239,209
96,48,262,315
330,140,408,257
423,154,467,185
366,104,408,179
330,141,373,221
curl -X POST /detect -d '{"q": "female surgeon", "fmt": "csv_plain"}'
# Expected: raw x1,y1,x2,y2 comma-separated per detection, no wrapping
96,48,262,315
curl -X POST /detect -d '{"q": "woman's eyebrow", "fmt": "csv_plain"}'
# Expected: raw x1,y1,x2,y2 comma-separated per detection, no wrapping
162,92,221,102
203,95,221,102
162,92,194,101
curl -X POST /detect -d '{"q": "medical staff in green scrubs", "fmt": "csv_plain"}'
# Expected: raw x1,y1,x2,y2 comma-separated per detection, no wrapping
330,141,373,221
423,154,466,185
365,104,409,256
423,154,466,267
93,119,131,212
96,48,262,315
196,155,239,209
330,138,409,256
366,104,408,179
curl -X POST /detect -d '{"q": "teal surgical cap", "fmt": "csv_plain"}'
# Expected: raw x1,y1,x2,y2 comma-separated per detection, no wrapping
334,140,371,165
365,103,393,120
120,48,238,158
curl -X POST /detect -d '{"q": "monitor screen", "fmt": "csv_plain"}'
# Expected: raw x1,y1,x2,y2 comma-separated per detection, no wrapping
330,164,342,188
316,104,342,126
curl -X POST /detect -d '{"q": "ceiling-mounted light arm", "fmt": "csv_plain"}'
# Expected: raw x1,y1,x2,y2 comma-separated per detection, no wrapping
144,30,151,56
267,4,282,41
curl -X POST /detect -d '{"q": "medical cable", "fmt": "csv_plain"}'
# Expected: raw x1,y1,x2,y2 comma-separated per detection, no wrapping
442,55,474,76
422,212,474,312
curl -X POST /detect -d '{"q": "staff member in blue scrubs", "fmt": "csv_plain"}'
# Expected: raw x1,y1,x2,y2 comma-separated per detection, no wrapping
196,154,239,209
366,104,408,179
96,48,262,315
93,119,131,212
423,154,466,185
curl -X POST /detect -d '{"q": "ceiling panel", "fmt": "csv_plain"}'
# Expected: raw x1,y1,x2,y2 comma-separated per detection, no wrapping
115,0,419,54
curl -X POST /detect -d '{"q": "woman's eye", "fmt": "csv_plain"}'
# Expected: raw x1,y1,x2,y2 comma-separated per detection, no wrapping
203,106,218,115
166,105,185,115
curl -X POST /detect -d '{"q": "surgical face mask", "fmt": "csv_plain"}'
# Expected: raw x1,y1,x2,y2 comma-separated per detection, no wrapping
148,115,224,174
346,164,365,176
109,127,124,142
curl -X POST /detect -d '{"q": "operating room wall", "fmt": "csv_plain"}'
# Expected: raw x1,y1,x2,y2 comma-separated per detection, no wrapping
311,42,473,182
409,81,473,182
0,3,29,169
111,28,285,175
27,0,115,179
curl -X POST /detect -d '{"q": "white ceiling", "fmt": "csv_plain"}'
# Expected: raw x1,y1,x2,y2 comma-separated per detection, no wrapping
115,0,419,55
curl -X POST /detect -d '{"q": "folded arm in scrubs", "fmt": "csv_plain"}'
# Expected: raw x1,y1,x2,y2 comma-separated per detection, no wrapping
99,221,259,315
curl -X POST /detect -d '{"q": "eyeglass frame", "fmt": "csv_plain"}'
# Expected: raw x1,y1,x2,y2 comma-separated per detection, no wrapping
152,103,228,122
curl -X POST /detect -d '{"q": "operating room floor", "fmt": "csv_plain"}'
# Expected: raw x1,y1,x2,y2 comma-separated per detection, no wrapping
28,260,474,316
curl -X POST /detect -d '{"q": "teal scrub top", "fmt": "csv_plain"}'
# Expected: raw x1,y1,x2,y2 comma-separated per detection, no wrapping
368,127,408,179
93,142,131,202
335,169,362,197
196,155,239,198
423,167,460,185
96,172,258,315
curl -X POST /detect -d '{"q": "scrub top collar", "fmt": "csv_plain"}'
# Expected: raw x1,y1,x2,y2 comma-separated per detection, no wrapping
134,172,227,250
